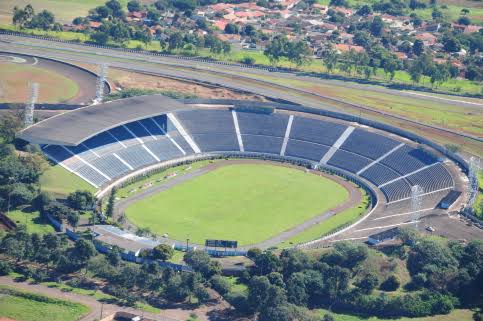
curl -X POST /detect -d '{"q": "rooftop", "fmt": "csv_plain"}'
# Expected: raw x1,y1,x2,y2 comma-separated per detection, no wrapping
17,95,187,146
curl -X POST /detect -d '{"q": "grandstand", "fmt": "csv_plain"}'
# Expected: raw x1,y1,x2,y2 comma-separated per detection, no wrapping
18,95,456,205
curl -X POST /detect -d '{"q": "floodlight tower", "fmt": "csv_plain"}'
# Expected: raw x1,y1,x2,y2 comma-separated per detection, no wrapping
411,185,424,230
96,63,108,103
24,82,39,127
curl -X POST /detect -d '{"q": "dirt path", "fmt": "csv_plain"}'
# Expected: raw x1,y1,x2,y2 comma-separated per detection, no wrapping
113,159,363,249
0,276,231,321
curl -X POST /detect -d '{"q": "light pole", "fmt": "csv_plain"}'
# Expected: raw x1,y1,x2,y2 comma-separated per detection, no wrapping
186,234,190,252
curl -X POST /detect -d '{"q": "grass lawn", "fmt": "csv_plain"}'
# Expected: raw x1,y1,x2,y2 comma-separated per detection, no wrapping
236,71,483,137
6,207,55,234
125,163,349,245
316,308,475,321
0,286,89,321
0,0,128,24
40,164,96,198
280,189,370,247
0,62,79,104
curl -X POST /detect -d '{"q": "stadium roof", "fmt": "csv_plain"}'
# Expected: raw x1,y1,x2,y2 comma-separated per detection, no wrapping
17,95,187,146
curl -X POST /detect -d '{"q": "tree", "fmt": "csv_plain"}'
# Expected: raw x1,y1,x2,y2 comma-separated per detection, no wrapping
184,250,220,278
105,187,116,217
458,16,471,25
152,244,174,261
412,39,424,56
356,273,379,293
91,31,109,45
168,32,184,51
461,8,470,15
254,251,282,275
0,260,12,275
380,275,400,291
95,5,112,19
224,23,239,34
430,63,450,87
443,35,461,52
329,0,348,7
353,31,372,47
66,211,80,230
356,5,372,16
286,272,308,306
67,190,94,210
247,276,271,312
210,275,231,295
28,10,56,30
172,0,197,11
323,48,338,74
106,0,124,17
323,241,368,270
432,8,443,20
264,35,288,65
370,16,384,37
71,239,96,268
127,0,141,12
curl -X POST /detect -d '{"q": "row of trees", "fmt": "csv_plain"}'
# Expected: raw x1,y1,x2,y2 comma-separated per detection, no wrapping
0,226,219,307
263,36,312,66
12,4,60,31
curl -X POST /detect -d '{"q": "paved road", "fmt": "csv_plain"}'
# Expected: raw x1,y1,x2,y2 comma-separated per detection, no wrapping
0,35,481,144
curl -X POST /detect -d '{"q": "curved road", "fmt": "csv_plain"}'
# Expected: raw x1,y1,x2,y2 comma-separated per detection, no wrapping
0,35,481,147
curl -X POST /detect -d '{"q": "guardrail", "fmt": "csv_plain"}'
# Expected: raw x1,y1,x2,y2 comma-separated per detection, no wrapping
0,29,281,73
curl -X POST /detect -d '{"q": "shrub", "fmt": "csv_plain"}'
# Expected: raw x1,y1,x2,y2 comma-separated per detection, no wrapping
210,275,231,295
240,56,256,65
0,260,12,275
380,275,400,291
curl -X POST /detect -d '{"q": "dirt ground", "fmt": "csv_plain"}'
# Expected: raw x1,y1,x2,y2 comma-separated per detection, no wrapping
75,62,267,101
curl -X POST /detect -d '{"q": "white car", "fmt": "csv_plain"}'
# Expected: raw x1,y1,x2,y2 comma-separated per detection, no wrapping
426,226,435,232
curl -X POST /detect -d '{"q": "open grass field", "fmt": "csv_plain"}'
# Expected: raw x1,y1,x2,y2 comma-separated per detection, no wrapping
0,0,127,24
236,71,483,137
6,207,55,234
0,286,89,321
0,62,79,104
40,164,96,197
316,308,475,321
125,163,349,245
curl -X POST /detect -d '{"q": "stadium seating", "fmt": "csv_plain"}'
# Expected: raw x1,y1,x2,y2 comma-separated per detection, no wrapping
381,145,437,175
42,108,453,201
360,163,401,186
406,163,453,193
237,112,289,137
340,129,400,160
289,117,347,146
285,139,330,162
242,134,284,154
327,150,372,173
380,179,412,202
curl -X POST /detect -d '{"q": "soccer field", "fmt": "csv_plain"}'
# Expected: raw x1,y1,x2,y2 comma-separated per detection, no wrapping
125,163,350,245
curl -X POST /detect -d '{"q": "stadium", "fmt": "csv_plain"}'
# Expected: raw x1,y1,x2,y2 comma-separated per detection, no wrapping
17,94,470,250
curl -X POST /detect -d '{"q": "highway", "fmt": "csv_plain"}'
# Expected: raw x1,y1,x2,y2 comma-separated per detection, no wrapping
1,34,482,147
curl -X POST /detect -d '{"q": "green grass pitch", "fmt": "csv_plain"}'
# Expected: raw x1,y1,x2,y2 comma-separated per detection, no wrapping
125,163,349,246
